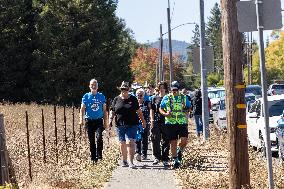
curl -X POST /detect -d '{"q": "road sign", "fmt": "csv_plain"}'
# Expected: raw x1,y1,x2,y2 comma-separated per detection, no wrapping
192,46,214,73
236,0,282,32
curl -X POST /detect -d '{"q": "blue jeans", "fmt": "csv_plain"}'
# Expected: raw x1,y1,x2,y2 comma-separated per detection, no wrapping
116,125,138,142
194,115,203,135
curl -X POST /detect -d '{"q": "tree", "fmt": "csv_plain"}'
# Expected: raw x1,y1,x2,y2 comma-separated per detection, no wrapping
206,3,223,75
130,46,185,86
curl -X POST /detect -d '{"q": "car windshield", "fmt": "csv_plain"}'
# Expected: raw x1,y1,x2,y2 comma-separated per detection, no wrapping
219,100,226,110
208,90,225,99
271,84,284,89
246,86,262,96
268,100,284,117
245,95,255,102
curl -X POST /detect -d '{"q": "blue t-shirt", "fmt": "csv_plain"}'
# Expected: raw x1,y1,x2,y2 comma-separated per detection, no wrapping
82,92,106,120
160,94,191,109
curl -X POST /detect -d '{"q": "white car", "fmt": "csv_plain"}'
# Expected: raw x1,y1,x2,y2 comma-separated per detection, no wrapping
208,87,225,109
247,95,284,156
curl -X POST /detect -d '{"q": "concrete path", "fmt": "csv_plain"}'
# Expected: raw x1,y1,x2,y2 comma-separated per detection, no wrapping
104,148,181,189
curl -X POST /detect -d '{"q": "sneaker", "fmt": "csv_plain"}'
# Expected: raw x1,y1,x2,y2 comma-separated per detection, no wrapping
172,159,181,169
136,154,142,162
142,155,147,160
129,163,137,169
120,160,128,167
177,150,183,162
163,161,170,167
152,158,159,165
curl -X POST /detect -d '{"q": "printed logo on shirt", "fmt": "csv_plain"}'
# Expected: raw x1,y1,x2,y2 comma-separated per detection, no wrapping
91,99,101,111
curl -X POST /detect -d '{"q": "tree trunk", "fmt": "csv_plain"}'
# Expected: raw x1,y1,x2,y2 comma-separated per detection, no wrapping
220,0,251,188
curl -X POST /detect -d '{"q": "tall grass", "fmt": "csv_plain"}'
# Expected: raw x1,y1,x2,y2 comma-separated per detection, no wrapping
0,103,119,189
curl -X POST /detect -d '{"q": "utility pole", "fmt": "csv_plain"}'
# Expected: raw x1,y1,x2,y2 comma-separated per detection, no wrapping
199,0,209,140
221,0,250,188
167,0,173,84
159,24,164,81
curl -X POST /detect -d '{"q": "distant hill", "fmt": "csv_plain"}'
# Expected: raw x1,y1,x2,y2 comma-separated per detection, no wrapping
150,39,189,61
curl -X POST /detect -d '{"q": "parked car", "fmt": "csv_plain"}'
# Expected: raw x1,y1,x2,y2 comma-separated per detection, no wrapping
245,85,262,99
208,87,225,110
212,97,227,130
245,93,256,103
247,95,284,156
267,83,284,96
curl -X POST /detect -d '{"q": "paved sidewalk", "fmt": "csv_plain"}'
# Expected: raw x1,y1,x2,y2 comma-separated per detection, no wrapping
104,148,181,189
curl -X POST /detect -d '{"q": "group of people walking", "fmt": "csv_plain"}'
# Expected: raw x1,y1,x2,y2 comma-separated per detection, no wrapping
79,78,205,169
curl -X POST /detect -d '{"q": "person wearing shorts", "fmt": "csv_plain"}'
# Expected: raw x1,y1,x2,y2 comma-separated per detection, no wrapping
109,81,146,168
159,81,191,168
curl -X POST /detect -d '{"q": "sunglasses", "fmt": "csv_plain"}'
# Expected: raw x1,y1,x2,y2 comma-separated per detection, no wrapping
172,89,178,92
121,88,129,91
137,94,143,97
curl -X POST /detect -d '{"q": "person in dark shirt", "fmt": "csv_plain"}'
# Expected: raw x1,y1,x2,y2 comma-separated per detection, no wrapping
109,81,146,169
192,89,203,139
150,81,170,166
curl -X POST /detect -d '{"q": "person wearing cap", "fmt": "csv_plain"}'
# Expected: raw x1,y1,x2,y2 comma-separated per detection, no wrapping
135,88,151,161
159,81,191,168
109,81,146,168
79,79,108,163
150,81,170,166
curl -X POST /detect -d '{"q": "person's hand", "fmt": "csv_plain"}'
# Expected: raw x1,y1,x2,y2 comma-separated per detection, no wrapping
79,119,84,126
142,121,146,129
150,121,154,129
108,119,113,128
164,111,172,117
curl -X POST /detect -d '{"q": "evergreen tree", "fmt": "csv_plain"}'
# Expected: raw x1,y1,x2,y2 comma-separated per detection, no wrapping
205,3,223,74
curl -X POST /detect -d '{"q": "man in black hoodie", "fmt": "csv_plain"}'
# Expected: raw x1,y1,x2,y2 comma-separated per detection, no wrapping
191,89,203,139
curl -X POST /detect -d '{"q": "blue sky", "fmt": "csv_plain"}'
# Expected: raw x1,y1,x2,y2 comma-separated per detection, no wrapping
116,0,284,44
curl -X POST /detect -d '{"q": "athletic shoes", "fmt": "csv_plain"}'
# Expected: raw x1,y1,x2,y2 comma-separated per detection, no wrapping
120,160,129,167
163,161,170,167
136,154,142,162
172,158,181,169
152,158,159,165
177,149,183,162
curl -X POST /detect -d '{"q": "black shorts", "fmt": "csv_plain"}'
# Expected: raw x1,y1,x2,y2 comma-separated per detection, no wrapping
164,124,188,141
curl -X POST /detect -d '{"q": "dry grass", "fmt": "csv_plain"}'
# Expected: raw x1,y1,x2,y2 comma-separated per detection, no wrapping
176,122,284,189
0,103,120,189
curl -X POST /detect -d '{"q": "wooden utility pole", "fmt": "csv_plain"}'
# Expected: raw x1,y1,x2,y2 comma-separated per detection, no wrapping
220,0,250,188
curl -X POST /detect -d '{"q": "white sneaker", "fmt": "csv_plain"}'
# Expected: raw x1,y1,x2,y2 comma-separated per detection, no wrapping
136,154,142,162
153,158,159,165
129,163,137,169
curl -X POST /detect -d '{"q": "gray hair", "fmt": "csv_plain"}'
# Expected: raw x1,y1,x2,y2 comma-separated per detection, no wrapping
89,79,98,87
136,88,145,96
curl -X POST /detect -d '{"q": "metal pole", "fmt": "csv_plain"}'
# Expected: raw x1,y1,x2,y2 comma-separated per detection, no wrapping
25,111,32,181
159,24,164,82
167,7,173,84
41,109,46,163
250,31,253,84
255,0,274,188
199,0,209,140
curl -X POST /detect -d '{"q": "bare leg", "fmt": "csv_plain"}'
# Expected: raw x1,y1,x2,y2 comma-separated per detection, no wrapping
120,141,127,161
127,139,136,164
178,137,188,150
170,140,178,158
